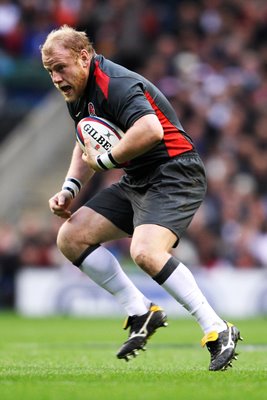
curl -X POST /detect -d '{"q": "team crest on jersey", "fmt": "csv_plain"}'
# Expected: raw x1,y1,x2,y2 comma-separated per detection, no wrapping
88,102,96,115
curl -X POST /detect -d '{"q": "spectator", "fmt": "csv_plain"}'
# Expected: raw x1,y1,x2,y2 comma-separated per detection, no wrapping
0,221,20,308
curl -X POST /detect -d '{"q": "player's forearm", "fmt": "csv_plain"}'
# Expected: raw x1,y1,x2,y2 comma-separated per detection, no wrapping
111,114,163,164
65,142,95,185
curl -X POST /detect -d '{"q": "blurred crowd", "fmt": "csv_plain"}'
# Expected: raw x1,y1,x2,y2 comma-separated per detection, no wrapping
1,0,267,308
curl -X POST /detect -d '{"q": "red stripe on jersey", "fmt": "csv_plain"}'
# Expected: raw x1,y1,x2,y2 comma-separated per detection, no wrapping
145,91,193,157
94,60,110,99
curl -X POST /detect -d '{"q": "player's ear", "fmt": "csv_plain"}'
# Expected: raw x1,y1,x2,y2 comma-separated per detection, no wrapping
80,49,89,67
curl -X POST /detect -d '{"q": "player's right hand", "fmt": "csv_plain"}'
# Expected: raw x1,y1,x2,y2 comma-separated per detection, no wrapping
49,190,73,218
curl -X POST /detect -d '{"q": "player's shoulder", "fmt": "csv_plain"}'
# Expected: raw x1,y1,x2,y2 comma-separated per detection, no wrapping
94,54,142,82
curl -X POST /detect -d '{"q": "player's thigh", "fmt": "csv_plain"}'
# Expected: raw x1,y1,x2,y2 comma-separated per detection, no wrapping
59,206,127,249
131,224,177,255
86,183,134,236
131,153,207,241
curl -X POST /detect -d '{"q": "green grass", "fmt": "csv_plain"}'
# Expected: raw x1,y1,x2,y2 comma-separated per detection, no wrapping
0,314,266,400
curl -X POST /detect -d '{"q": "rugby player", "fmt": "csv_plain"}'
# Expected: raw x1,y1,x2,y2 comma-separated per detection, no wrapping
41,25,242,370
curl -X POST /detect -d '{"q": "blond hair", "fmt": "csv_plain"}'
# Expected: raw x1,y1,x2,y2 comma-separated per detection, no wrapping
40,25,94,57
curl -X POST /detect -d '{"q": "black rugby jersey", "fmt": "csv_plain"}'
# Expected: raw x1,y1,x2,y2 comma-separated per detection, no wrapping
67,54,194,175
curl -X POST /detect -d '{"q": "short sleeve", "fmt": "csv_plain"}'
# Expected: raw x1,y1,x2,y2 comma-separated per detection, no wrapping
108,78,156,130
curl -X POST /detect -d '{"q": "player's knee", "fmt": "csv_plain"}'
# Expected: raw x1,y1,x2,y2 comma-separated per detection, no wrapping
130,243,154,270
57,222,71,254
56,221,81,259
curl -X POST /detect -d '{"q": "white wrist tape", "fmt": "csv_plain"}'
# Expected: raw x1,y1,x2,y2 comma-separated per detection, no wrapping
95,151,120,170
62,177,82,198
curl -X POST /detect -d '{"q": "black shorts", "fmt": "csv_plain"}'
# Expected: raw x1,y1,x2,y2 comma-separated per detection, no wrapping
85,152,207,245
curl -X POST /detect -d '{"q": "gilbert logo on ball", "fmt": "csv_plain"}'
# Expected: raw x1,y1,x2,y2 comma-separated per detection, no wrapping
76,116,124,154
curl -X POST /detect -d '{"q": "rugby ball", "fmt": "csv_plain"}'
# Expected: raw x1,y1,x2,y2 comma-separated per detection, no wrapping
76,116,124,154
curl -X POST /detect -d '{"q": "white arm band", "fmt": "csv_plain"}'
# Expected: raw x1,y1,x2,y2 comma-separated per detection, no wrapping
62,177,82,198
95,151,120,170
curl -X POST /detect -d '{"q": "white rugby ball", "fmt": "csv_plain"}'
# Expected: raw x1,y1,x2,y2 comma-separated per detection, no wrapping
76,116,124,154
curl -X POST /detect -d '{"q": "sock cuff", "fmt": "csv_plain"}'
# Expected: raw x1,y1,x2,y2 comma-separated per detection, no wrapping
73,244,100,267
152,256,179,285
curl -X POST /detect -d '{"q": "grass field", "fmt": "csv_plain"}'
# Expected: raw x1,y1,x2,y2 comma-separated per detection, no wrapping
0,314,266,400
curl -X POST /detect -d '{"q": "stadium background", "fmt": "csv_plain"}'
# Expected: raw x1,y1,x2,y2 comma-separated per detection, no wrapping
0,0,267,317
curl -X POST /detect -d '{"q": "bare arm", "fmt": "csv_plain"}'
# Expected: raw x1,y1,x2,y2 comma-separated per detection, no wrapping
65,142,95,183
111,114,163,164
82,114,163,171
49,142,95,218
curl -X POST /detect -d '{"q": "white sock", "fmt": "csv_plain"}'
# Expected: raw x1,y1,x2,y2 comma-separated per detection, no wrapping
154,257,227,334
79,245,151,316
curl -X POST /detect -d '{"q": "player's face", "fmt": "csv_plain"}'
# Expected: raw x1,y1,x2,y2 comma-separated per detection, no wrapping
42,45,89,102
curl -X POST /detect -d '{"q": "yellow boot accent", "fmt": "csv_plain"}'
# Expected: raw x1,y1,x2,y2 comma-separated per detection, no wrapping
122,317,130,330
201,321,234,347
201,331,219,347
150,305,163,312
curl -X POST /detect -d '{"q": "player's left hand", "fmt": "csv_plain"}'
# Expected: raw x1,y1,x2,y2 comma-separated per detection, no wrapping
82,137,103,171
